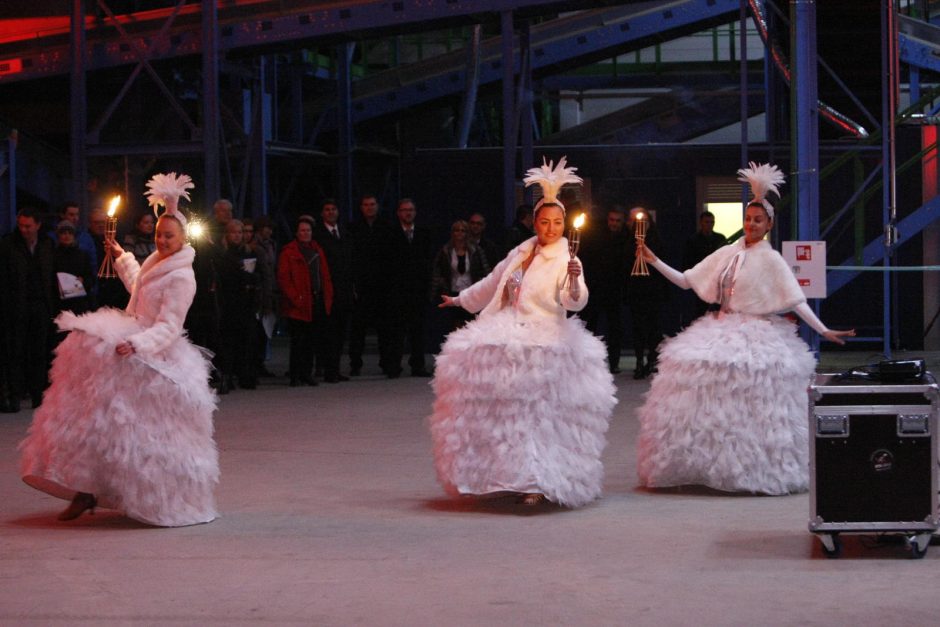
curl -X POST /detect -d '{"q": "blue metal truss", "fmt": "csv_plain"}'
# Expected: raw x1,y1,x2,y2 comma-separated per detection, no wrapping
319,0,741,128
540,89,766,145
827,194,940,295
0,0,638,84
0,136,14,234
899,14,940,73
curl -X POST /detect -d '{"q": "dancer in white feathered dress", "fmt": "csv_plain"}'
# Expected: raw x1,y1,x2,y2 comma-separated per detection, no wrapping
635,163,854,494
20,173,220,526
431,158,617,507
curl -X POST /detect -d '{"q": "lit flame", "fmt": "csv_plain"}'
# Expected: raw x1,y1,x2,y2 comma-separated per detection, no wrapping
635,212,645,221
573,213,586,229
107,195,121,217
187,220,204,240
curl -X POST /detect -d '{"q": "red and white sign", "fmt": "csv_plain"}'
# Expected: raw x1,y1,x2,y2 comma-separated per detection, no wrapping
782,241,827,299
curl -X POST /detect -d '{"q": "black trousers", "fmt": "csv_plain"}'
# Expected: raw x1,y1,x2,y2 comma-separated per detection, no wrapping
220,316,258,385
318,305,350,378
582,297,624,369
288,318,316,381
629,299,662,364
8,300,52,402
349,291,392,373
387,294,427,374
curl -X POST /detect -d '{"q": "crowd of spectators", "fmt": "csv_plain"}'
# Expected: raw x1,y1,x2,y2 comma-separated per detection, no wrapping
0,194,723,411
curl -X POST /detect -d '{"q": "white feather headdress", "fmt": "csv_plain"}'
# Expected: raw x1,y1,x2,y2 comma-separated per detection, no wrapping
145,172,194,228
736,162,785,220
523,156,583,213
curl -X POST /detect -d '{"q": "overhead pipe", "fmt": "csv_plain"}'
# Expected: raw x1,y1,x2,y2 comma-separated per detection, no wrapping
748,0,869,139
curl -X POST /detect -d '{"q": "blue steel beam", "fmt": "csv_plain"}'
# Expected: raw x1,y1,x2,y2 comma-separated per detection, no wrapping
202,0,221,203
0,136,14,233
70,0,87,208
327,0,740,128
0,0,625,84
828,193,940,295
899,15,940,73
540,91,766,145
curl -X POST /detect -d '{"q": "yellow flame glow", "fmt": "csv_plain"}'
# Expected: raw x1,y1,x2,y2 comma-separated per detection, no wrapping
573,213,586,229
635,212,645,221
107,195,121,217
188,221,204,239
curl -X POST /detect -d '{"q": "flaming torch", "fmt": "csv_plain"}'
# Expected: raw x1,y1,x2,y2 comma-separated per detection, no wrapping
97,195,121,278
567,212,586,296
631,211,650,276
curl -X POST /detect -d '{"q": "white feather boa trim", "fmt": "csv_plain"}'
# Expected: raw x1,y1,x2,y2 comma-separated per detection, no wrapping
429,309,616,507
20,308,219,526
636,313,816,495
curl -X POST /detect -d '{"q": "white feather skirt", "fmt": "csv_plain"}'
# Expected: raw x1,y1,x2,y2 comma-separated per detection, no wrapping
636,313,816,495
430,310,617,507
20,309,220,526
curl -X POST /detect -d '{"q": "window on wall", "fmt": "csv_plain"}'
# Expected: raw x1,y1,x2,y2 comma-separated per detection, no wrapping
697,176,746,239
705,201,743,239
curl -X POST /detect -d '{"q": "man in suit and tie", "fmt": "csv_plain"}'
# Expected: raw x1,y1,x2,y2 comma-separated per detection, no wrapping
387,198,433,378
314,199,354,383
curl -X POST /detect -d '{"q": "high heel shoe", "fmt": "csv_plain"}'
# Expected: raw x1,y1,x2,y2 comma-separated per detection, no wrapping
58,492,97,521
518,493,546,505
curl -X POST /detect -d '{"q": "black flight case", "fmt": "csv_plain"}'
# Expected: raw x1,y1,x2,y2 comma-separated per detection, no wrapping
808,372,939,558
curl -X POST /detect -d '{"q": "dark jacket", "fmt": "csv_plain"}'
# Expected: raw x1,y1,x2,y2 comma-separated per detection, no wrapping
0,231,56,318
389,223,433,297
218,245,262,330
430,243,488,301
348,216,394,296
580,225,629,304
314,223,355,311
53,244,93,314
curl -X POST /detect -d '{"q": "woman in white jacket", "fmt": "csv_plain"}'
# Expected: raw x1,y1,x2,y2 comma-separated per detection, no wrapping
431,158,617,507
635,163,853,495
20,173,219,526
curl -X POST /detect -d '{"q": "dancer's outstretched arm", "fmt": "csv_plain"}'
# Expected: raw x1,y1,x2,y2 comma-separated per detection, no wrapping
636,241,690,289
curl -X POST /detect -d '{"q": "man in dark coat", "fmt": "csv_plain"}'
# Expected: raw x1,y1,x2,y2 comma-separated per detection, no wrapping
386,198,433,378
88,208,129,310
467,212,499,272
682,210,727,320
314,199,355,383
579,207,629,374
504,204,534,254
0,207,57,411
347,194,395,377
625,207,669,380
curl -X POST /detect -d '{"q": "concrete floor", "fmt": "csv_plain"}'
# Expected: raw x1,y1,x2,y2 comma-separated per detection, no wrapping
1,348,938,626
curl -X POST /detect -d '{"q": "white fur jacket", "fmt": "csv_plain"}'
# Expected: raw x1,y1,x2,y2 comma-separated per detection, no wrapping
684,238,805,315
114,246,197,355
458,236,588,321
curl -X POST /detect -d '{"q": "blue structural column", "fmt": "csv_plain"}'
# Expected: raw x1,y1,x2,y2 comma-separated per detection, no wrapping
1,135,15,232
337,42,355,222
501,10,516,227
456,24,481,149
202,0,221,206
519,20,534,179
249,56,271,217
739,0,749,206
790,0,820,351
70,0,87,210
881,0,900,356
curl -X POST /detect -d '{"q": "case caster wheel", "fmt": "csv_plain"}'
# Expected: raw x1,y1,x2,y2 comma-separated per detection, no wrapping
819,533,841,558
908,534,930,559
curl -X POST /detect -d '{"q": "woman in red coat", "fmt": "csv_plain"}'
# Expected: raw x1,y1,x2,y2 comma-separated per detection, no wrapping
277,217,334,386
